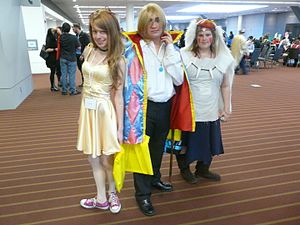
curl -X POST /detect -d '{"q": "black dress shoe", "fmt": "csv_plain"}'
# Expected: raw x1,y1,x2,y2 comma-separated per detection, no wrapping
152,181,173,192
136,199,156,216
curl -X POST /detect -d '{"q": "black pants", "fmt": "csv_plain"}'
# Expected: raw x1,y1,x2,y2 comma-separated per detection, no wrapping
49,66,56,88
134,99,171,201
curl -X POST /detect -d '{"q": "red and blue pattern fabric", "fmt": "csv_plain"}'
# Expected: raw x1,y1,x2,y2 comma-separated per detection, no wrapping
122,31,195,144
123,39,145,144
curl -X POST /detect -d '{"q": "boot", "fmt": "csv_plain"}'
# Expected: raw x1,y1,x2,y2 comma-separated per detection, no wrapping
176,154,198,184
195,161,221,181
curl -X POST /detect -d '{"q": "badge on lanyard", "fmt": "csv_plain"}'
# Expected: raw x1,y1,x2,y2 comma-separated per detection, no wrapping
84,98,97,110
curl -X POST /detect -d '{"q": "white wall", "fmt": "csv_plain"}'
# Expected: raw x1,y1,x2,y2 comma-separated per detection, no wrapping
226,12,299,40
0,1,33,110
226,17,239,36
22,6,49,74
242,13,265,39
273,12,299,36
263,13,278,38
47,20,58,29
22,4,75,75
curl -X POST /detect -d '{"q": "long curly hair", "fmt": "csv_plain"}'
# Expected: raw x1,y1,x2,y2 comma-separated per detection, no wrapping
89,9,124,89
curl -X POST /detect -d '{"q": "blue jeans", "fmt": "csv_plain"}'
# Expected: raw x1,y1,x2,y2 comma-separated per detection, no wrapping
239,56,248,75
60,58,77,93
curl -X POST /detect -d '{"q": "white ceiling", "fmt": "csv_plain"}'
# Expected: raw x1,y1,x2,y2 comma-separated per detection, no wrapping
42,0,300,27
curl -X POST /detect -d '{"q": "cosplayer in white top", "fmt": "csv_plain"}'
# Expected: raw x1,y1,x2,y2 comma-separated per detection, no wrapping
178,18,235,183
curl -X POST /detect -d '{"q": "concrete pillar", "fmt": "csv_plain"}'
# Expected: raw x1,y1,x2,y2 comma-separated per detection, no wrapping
0,1,34,110
126,3,134,32
237,15,243,32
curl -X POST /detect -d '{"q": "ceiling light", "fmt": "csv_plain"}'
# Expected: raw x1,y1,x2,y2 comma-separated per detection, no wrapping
78,10,132,13
74,5,142,9
74,5,126,9
151,0,300,5
79,10,126,15
178,4,268,13
166,15,199,21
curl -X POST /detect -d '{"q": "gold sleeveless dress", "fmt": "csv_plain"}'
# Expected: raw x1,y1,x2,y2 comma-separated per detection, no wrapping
77,60,120,158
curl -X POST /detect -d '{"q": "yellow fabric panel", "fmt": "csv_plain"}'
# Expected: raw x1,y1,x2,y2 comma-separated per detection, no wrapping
167,129,182,141
113,135,153,192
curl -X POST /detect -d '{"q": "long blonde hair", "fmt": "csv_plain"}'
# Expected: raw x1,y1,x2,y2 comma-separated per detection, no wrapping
89,9,124,89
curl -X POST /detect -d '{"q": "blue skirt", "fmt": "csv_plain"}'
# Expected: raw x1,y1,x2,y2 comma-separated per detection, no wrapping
185,120,224,165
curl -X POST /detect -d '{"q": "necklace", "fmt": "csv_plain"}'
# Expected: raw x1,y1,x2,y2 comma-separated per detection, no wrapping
99,47,108,52
148,43,166,73
91,49,107,65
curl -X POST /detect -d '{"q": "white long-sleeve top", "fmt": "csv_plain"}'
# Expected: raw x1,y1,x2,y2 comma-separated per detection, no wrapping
180,49,235,122
141,40,183,102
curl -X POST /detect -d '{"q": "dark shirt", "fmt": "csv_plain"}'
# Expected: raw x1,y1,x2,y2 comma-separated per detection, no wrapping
45,35,57,68
60,33,80,62
78,31,90,54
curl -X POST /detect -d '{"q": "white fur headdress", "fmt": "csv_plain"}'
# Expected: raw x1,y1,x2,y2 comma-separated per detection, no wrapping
184,19,198,50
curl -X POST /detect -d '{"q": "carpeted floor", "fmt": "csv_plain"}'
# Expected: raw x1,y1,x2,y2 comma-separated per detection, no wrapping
0,65,300,225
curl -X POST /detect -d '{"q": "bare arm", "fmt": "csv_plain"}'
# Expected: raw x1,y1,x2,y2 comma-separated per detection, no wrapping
80,43,91,61
220,72,231,121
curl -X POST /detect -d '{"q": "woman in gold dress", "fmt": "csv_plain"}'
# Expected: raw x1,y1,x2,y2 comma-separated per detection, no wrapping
76,9,125,214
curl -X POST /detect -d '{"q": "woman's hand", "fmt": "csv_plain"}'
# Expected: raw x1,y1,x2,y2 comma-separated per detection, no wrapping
46,48,55,53
219,110,231,122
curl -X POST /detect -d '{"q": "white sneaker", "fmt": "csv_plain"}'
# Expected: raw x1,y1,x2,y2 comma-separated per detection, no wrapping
80,197,109,210
108,192,121,213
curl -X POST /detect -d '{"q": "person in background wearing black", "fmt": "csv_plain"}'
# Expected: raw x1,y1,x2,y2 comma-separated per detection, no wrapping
72,23,90,87
60,22,81,95
45,28,59,92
